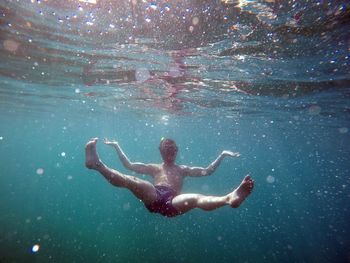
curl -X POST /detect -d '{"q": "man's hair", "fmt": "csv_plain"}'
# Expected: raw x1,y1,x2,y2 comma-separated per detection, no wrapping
159,138,177,150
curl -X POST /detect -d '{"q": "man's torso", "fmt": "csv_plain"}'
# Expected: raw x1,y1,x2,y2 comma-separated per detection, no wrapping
153,164,185,195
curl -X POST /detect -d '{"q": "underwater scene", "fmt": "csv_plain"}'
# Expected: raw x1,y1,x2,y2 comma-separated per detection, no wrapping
0,0,350,262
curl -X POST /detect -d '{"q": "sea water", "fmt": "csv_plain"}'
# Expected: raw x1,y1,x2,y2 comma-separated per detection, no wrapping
0,1,349,262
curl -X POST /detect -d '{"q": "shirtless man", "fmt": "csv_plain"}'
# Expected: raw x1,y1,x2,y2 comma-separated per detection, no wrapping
85,138,254,217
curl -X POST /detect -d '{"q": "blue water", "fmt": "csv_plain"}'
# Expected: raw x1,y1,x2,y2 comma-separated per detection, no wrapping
1,0,350,262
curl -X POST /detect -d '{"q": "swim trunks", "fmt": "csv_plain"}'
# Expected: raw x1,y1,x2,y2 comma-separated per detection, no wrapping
145,185,181,217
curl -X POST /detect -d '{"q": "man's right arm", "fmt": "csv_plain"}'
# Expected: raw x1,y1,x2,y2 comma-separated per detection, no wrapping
104,139,158,176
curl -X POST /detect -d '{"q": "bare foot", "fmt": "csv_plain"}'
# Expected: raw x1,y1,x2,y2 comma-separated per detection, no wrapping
85,138,102,169
228,175,254,208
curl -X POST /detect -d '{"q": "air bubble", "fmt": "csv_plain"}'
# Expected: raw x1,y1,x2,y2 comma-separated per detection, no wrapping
192,17,199,25
266,175,275,183
36,168,44,175
3,39,20,53
149,3,157,10
32,244,40,253
308,105,321,115
123,203,130,210
135,68,150,82
338,127,348,134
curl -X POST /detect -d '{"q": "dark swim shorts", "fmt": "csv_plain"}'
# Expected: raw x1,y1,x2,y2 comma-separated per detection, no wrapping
145,186,181,217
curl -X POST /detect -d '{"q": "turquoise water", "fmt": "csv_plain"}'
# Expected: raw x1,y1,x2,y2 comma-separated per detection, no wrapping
1,1,350,262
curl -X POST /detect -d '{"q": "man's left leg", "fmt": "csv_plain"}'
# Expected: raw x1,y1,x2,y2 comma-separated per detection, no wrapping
85,138,157,205
172,175,254,214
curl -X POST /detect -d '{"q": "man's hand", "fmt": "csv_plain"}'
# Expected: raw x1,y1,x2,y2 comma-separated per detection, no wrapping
104,138,119,146
221,150,240,158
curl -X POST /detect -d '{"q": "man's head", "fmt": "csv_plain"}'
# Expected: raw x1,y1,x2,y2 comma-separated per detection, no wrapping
159,138,178,164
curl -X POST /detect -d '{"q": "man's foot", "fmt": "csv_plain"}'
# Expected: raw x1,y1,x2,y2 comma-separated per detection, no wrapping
85,138,102,169
228,175,254,208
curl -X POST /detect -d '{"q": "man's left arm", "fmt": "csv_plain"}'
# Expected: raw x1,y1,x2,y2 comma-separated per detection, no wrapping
182,151,240,177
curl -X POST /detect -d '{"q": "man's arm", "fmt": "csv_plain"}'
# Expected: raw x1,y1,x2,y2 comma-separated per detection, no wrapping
104,139,158,176
182,151,240,177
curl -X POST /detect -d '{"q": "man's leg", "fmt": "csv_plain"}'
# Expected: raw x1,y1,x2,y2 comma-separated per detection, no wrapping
85,138,157,205
172,175,254,214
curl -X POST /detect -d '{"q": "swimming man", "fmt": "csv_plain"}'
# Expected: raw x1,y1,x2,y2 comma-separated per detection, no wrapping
85,138,254,217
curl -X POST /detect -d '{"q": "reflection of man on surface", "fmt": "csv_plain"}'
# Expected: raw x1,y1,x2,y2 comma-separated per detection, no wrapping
86,137,254,217
82,49,199,113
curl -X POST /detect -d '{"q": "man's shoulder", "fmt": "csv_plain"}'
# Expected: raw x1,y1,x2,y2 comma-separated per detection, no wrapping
149,163,162,170
142,163,161,175
177,164,191,173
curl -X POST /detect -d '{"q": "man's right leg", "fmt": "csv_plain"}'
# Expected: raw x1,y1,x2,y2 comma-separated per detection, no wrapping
172,175,254,214
85,138,157,205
